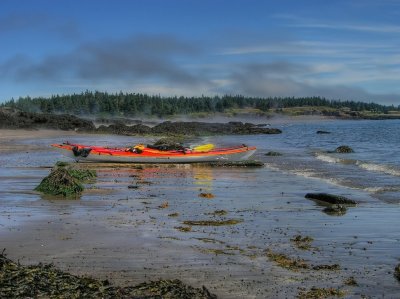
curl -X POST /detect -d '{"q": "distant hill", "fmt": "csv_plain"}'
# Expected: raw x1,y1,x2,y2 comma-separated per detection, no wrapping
1,90,399,118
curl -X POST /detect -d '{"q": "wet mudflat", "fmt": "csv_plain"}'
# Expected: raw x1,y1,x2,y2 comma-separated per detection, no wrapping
1,130,400,298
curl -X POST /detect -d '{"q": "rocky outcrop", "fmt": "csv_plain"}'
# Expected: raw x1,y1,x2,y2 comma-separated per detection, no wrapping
0,108,95,131
0,108,281,136
149,121,282,136
96,121,281,136
96,123,152,135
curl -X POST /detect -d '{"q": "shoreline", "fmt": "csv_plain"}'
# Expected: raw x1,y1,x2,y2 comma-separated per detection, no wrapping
2,106,400,136
1,128,400,298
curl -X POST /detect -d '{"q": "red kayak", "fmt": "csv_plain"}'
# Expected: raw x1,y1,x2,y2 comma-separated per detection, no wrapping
51,142,257,163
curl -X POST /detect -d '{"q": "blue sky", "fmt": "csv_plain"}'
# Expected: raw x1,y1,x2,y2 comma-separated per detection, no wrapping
1,0,400,105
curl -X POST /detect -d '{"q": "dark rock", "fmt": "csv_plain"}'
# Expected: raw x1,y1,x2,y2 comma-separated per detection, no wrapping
305,193,357,205
265,151,282,156
395,264,400,282
316,130,331,134
96,123,151,135
202,160,264,167
334,145,354,153
323,205,347,216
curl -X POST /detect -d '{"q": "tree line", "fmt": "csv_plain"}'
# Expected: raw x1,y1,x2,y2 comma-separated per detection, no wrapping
2,91,398,117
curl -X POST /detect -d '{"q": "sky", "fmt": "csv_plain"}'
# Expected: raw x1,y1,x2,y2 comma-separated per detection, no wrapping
1,0,400,105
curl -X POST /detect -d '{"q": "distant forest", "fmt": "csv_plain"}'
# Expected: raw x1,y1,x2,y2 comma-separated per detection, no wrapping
2,91,399,117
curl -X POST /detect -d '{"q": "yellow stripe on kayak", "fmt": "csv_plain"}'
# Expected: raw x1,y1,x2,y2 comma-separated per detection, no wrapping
192,143,215,152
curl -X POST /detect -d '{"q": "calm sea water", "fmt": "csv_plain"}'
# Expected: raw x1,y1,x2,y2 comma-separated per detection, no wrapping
0,119,399,298
250,119,400,204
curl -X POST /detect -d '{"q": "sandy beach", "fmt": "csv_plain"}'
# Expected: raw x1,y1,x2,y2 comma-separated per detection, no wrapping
1,128,399,298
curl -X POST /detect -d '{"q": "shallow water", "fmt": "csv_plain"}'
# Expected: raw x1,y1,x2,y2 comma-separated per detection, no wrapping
0,124,400,298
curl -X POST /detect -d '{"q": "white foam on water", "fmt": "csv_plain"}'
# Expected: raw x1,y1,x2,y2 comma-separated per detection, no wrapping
356,161,400,177
314,152,343,164
363,186,400,193
264,163,346,188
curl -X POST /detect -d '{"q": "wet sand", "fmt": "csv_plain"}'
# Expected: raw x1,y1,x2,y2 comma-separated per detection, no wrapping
1,129,399,298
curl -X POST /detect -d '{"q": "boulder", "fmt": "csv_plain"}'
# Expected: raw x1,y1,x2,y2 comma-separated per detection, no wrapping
334,145,354,153
265,151,282,156
395,264,400,282
305,193,357,205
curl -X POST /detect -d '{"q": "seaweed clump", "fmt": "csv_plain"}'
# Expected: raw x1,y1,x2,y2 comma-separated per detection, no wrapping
183,219,243,226
148,137,185,151
208,210,228,216
297,287,346,299
0,252,217,299
199,192,215,199
291,235,314,250
266,249,309,271
35,164,96,198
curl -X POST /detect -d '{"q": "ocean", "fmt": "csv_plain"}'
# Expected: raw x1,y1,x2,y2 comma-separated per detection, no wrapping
252,118,400,204
0,119,399,298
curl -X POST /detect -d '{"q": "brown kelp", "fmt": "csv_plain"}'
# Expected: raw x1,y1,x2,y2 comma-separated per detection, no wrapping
0,252,217,299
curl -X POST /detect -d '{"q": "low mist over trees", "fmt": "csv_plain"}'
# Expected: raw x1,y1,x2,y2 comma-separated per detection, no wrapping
2,91,398,117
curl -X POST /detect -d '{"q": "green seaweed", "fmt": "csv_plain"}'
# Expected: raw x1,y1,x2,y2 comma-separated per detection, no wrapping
0,252,216,299
266,249,309,271
297,287,346,299
343,277,358,286
199,248,235,256
183,219,243,226
291,235,314,250
168,212,180,217
198,192,215,199
207,210,228,216
55,161,69,167
175,226,192,232
68,168,97,182
195,238,225,245
35,167,84,197
312,264,340,271
35,164,96,198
